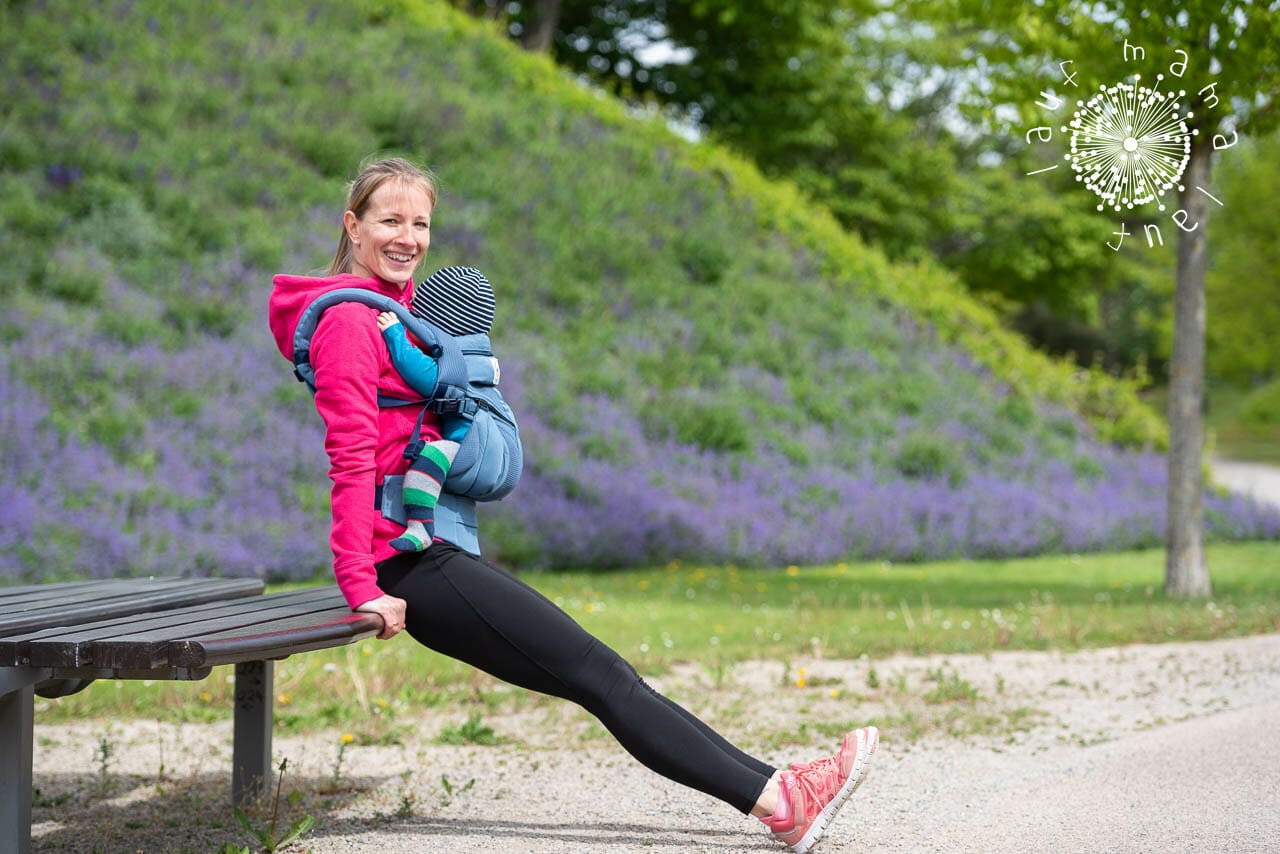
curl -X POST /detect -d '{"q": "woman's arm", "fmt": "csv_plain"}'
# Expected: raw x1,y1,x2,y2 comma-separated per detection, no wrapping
377,312,440,398
311,303,393,611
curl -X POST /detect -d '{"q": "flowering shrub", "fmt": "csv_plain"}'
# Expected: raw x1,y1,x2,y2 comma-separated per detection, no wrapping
8,295,1276,583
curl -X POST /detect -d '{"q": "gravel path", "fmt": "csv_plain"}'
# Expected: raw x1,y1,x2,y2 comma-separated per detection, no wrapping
31,632,1280,853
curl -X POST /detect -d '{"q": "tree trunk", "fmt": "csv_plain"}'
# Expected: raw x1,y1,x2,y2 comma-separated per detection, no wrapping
520,0,561,52
1165,132,1212,598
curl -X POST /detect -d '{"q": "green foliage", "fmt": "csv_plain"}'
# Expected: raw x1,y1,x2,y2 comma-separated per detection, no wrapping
1208,132,1280,386
1240,380,1280,431
922,665,980,704
476,0,1203,381
434,713,500,746
662,401,751,454
43,248,107,306
894,431,967,486
233,759,315,853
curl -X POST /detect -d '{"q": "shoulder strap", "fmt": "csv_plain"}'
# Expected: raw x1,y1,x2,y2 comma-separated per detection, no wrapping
291,287,470,410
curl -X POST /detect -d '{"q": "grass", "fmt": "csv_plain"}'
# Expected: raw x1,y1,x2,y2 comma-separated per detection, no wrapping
33,542,1280,728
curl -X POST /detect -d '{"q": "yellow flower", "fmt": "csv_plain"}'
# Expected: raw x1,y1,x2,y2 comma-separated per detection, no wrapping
375,698,389,708
276,693,293,705
786,566,800,577
198,691,213,703
796,678,806,688
829,689,841,698
340,733,355,744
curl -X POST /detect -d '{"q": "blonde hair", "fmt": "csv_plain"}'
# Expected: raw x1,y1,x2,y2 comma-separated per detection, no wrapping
329,157,438,276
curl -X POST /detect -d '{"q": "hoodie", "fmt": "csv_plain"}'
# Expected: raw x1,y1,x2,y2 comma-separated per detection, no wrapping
268,273,443,610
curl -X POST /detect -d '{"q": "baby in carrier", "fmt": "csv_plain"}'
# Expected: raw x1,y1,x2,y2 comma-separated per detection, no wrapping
375,265,499,552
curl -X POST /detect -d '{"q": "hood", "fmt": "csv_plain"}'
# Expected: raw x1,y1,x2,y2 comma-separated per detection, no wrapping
268,273,414,361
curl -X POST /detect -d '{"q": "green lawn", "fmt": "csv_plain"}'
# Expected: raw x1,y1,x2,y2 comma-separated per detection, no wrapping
35,542,1280,730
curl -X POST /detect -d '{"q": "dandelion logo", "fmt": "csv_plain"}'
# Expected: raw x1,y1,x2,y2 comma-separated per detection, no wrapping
1063,74,1195,212
1023,39,1240,250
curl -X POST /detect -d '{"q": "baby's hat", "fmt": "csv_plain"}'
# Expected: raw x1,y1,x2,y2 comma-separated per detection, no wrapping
411,265,495,336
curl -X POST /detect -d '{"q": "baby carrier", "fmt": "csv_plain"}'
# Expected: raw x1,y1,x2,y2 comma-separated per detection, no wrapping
291,288,522,550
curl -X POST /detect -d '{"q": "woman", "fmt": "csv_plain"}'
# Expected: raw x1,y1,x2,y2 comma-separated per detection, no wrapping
267,157,877,853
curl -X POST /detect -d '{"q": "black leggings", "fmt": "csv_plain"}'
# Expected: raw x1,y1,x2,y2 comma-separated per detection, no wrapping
376,542,776,814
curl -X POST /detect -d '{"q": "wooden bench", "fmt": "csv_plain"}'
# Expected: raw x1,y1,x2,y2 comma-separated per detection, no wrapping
0,578,382,854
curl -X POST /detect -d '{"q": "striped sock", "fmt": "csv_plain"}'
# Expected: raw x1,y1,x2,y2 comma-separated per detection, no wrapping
390,440,459,553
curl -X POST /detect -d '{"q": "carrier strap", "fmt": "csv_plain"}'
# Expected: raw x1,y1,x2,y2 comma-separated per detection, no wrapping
291,287,472,415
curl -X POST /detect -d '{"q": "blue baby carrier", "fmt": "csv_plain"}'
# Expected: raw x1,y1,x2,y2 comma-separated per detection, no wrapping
291,288,522,554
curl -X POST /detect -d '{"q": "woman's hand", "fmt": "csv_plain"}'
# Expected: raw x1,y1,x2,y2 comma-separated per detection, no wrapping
376,311,400,332
356,593,408,640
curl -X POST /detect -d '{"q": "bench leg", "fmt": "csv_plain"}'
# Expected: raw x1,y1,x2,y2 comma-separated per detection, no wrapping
232,660,274,806
0,687,34,854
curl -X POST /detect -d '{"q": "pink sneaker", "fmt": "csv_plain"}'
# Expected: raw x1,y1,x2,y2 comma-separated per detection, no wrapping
801,725,879,793
762,727,878,853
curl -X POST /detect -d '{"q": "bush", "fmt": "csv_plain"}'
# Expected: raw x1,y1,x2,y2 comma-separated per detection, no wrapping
44,248,107,306
894,431,967,486
1240,380,1280,430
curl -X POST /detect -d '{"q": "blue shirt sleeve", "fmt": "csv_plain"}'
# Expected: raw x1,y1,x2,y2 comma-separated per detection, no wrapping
381,322,440,397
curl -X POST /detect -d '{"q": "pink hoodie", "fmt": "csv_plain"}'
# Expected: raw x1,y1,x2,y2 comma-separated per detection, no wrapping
268,273,443,610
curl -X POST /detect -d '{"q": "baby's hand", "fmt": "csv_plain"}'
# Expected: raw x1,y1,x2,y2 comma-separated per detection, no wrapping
376,311,401,332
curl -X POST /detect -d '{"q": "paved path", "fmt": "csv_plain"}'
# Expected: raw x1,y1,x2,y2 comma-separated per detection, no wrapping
1212,457,1280,509
860,700,1280,852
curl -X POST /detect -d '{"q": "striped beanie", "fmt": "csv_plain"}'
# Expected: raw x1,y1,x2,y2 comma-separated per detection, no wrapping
411,265,496,336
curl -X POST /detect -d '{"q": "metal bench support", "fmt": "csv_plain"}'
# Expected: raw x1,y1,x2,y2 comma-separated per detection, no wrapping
232,659,274,806
0,686,34,854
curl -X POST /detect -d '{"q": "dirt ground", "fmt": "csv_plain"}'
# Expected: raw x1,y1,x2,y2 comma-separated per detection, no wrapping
30,631,1280,853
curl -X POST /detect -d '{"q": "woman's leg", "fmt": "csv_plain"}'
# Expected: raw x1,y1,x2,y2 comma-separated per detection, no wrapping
377,543,776,814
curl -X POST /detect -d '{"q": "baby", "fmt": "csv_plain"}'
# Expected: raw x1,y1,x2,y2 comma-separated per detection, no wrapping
375,265,498,551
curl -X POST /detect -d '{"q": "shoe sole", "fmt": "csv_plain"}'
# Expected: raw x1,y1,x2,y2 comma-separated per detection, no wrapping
789,726,878,854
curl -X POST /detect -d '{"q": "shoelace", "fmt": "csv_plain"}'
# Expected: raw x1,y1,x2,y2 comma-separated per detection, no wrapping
790,755,843,791
790,762,839,819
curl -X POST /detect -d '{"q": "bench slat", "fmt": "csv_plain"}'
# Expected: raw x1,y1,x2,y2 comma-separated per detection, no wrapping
84,590,352,669
16,588,339,646
0,578,264,636
0,580,177,622
17,589,343,669
174,610,382,667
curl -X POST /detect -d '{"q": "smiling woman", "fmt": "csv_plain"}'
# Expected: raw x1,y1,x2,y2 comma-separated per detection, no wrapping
330,158,436,288
265,157,881,854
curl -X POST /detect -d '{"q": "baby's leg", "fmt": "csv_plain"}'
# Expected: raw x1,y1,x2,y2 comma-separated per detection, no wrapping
390,440,459,552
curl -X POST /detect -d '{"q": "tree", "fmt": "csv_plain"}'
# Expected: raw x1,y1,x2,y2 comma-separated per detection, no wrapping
916,0,1280,597
463,0,1173,374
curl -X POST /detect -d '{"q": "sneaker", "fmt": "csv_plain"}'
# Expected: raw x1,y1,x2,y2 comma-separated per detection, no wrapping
793,725,879,793
763,727,877,853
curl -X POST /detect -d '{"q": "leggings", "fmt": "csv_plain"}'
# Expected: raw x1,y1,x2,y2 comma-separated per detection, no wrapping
376,541,776,814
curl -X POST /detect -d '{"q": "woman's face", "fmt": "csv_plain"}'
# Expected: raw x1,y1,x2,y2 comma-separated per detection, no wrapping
344,179,432,288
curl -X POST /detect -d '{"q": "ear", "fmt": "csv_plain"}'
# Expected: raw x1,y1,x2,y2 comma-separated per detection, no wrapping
343,210,360,242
